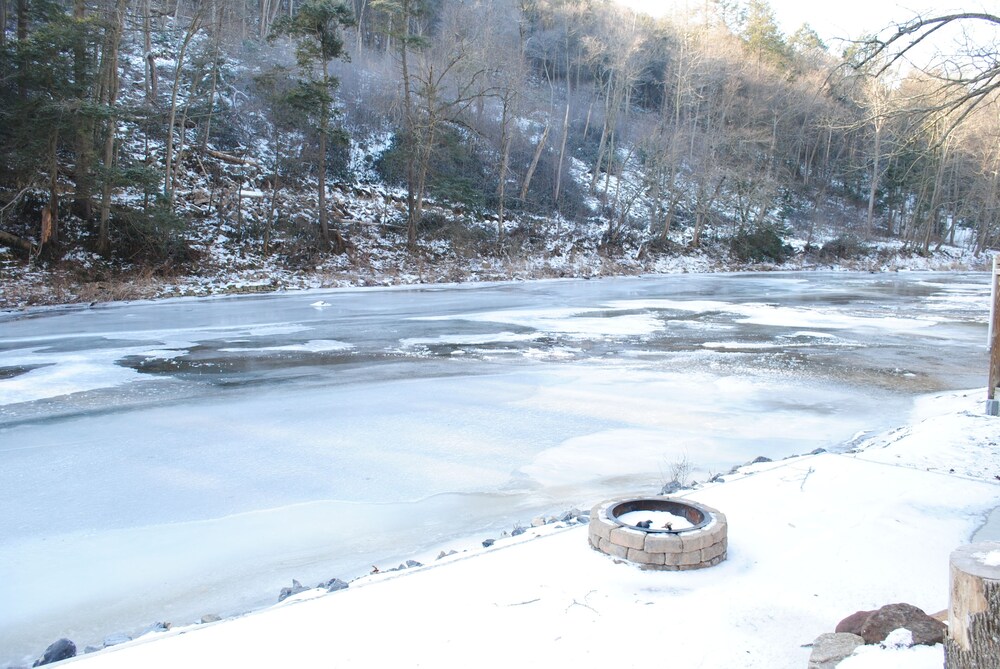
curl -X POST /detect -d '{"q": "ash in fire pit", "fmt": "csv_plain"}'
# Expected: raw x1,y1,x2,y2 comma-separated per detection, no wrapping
589,497,727,570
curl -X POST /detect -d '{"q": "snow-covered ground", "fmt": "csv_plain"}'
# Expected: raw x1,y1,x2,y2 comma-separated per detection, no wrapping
44,387,1000,669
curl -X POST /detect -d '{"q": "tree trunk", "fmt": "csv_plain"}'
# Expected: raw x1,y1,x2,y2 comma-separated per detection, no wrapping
865,121,882,239
46,130,60,246
355,0,367,52
691,176,725,249
97,0,129,255
945,542,1000,668
259,0,277,39
265,131,281,256
659,191,682,244
496,94,514,244
142,0,157,105
519,122,548,202
923,144,950,254
554,102,569,205
201,8,223,153
164,15,200,204
399,0,418,250
590,85,611,193
414,120,434,222
16,0,27,41
72,0,94,221
318,99,330,246
16,0,28,99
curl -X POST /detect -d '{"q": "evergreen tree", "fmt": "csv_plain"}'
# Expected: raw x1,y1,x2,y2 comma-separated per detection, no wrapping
0,0,99,250
269,0,355,252
740,0,788,71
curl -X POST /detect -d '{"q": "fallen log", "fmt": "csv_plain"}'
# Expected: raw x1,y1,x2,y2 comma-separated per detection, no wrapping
0,229,33,252
205,148,260,168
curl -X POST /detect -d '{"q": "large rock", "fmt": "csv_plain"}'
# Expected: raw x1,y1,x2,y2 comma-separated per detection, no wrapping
278,579,308,603
835,609,875,635
320,578,349,592
858,603,946,646
32,639,76,667
659,481,682,495
807,632,864,669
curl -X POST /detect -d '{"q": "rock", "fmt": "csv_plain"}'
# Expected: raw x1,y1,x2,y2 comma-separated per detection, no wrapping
659,481,682,495
83,645,102,654
858,603,946,646
559,508,582,522
320,578,349,592
749,455,772,464
436,549,458,560
482,538,495,548
709,473,724,483
810,448,827,455
405,560,422,568
102,632,131,648
138,622,170,636
835,609,875,635
32,639,76,667
807,632,864,669
511,526,526,536
278,579,308,603
530,517,546,527
199,614,222,624
576,515,589,524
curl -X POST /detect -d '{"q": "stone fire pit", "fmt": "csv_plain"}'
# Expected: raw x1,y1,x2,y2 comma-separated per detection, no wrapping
589,497,727,570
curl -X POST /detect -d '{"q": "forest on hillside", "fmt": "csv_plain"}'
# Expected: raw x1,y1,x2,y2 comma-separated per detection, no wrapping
1,0,999,292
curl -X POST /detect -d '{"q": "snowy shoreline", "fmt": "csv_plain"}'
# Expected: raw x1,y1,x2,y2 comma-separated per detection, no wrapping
2,236,993,311
22,387,1000,669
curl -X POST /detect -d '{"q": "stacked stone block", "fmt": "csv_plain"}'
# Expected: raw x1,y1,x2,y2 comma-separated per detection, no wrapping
588,498,727,570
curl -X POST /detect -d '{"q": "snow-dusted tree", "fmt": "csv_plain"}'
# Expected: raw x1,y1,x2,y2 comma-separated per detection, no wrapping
270,0,355,252
371,0,426,248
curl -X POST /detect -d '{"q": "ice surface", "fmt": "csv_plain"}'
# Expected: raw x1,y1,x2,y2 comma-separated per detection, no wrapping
218,339,353,353
0,271,992,665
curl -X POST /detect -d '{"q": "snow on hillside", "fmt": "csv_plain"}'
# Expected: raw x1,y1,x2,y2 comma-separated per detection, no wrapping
1,155,992,311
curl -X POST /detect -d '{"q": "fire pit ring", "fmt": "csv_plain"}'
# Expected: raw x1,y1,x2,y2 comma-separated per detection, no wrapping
589,497,727,570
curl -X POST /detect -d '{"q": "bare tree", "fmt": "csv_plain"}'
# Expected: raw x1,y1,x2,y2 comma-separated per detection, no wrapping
856,12,1000,133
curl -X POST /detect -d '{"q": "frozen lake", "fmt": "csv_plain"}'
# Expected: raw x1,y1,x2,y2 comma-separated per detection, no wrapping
0,271,991,663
